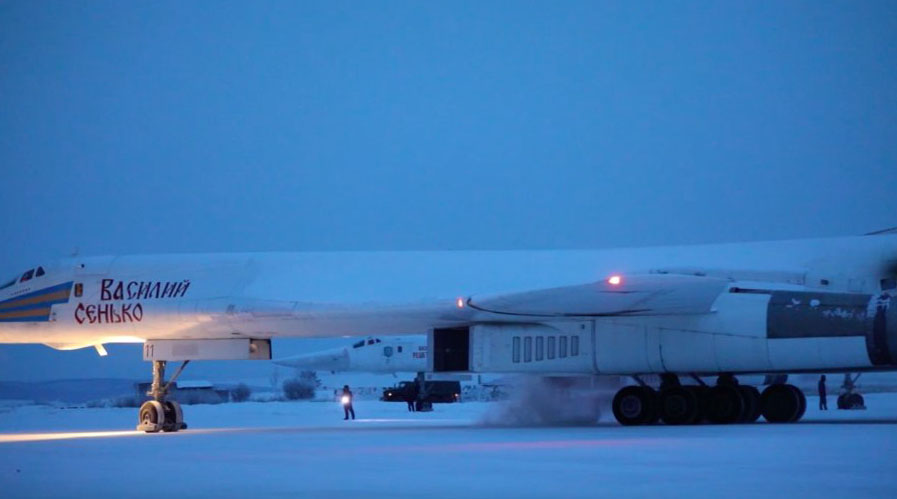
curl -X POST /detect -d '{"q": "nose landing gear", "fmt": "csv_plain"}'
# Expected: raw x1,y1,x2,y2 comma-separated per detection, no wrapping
836,373,866,410
137,360,189,433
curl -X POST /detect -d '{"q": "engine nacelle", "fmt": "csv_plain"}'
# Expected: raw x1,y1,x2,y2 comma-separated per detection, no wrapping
596,289,897,374
429,290,897,376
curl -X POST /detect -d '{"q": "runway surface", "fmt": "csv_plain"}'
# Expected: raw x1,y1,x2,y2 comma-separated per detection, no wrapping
1,395,896,498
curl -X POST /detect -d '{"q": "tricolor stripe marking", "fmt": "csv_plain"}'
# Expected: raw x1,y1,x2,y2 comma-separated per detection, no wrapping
0,282,73,322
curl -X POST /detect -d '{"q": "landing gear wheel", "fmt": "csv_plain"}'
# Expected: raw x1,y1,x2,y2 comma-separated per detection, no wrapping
137,400,165,433
641,387,660,424
688,386,709,424
846,393,865,409
738,385,761,423
705,385,744,424
659,386,699,425
836,394,847,409
789,385,806,422
760,384,801,423
612,386,657,426
162,401,185,432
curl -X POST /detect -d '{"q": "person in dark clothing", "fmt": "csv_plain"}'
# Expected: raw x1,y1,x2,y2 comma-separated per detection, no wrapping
405,380,420,412
818,375,827,410
341,385,356,420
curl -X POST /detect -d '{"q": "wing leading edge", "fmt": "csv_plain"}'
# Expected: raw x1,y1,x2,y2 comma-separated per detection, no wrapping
464,273,730,318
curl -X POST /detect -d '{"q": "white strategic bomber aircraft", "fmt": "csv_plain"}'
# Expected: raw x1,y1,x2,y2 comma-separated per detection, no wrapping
273,336,428,373
1,232,896,431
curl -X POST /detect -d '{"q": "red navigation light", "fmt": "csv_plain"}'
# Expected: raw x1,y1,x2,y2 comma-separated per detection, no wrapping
607,275,622,286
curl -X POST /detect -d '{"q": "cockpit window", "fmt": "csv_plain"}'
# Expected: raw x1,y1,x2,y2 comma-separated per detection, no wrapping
353,338,382,348
20,269,34,283
35,267,45,277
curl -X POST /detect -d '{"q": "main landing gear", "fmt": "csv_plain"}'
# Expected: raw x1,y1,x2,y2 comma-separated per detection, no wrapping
612,374,803,426
137,360,190,433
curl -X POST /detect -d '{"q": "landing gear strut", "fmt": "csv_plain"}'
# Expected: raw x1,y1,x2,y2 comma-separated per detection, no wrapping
137,360,189,433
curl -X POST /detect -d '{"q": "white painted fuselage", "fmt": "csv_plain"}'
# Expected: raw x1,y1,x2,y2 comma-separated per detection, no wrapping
1,235,895,376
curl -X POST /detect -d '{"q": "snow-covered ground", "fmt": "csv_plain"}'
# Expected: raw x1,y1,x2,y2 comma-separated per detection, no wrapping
1,394,896,498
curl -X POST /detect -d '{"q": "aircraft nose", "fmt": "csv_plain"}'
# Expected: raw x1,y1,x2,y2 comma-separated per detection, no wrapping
272,348,349,370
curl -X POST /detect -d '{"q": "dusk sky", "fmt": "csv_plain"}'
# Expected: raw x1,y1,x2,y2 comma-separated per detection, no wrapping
2,1,896,381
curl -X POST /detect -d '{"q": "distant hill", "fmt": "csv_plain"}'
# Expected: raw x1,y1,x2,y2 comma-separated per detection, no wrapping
0,379,139,403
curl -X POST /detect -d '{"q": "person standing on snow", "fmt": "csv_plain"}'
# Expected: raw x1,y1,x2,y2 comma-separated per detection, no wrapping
342,385,356,420
818,375,827,410
405,379,420,412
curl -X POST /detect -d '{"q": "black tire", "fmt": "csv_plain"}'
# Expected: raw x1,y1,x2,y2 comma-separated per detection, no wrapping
738,385,762,423
138,401,164,433
789,385,806,422
162,401,182,432
760,384,801,423
659,386,699,425
688,386,709,424
640,386,660,424
846,393,864,409
836,394,848,410
705,385,744,424
612,386,655,426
